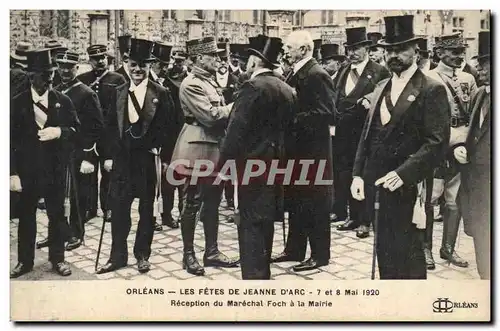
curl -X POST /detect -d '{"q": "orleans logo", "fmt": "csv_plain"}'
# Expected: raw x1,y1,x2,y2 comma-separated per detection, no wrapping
433,298,454,313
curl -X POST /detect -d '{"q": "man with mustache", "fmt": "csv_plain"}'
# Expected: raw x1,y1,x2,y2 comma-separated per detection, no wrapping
458,31,491,280
10,48,80,278
77,45,127,224
320,43,346,80
367,32,387,67
333,27,390,239
53,51,104,251
44,40,67,87
228,43,246,77
351,15,450,279
96,38,179,274
424,33,477,270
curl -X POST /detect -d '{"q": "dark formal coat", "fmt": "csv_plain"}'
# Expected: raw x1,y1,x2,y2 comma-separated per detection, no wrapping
332,59,390,170
162,71,187,163
10,67,30,98
463,63,480,86
219,71,296,222
215,70,239,104
458,86,491,238
11,89,80,194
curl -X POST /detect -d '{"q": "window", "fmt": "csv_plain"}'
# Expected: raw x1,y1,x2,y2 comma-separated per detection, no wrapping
327,10,334,24
459,17,464,28
195,10,205,20
162,10,177,20
218,10,231,22
453,16,465,28
56,10,70,38
39,10,53,37
253,10,260,24
480,19,485,29
293,12,300,26
321,10,334,25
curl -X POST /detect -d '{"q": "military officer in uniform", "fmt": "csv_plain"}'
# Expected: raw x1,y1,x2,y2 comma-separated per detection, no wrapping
219,34,296,279
458,31,491,280
116,34,132,82
10,48,80,278
170,36,239,276
351,15,450,279
44,40,67,87
96,38,179,274
333,27,390,238
78,44,127,222
425,33,477,269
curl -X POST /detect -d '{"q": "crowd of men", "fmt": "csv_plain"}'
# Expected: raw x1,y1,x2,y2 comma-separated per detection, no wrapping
10,13,490,280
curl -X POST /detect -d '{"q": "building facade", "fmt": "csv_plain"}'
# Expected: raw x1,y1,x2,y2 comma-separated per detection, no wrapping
10,10,489,62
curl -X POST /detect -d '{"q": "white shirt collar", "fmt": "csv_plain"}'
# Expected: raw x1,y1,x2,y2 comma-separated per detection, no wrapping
129,77,149,93
392,62,418,82
293,56,313,74
251,68,272,80
351,56,369,74
31,87,49,105
229,63,239,73
460,61,466,70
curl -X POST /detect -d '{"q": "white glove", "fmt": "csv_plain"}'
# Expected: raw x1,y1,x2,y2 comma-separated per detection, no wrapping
10,175,22,192
454,146,468,164
359,98,370,110
38,127,61,141
80,160,95,174
104,160,113,172
329,126,336,136
375,171,404,192
350,176,365,201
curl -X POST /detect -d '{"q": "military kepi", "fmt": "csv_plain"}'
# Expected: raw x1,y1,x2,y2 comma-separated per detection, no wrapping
26,49,58,72
87,44,108,57
186,36,223,56
55,50,80,65
435,32,467,49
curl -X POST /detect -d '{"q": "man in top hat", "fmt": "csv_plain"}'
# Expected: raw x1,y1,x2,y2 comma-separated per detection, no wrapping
11,41,32,97
96,38,179,275
313,39,322,62
417,38,432,73
170,36,239,276
150,42,185,230
228,43,246,76
44,40,68,87
271,30,336,272
116,34,132,82
320,43,346,80
51,50,103,251
457,31,491,280
78,44,127,223
333,27,390,238
351,15,450,279
425,32,477,270
10,48,80,278
235,43,251,86
218,34,296,279
367,32,386,67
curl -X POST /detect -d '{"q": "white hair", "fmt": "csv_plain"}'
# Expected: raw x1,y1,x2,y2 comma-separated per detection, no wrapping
286,30,314,54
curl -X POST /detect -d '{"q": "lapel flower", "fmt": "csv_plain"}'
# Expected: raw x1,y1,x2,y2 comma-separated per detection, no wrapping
55,102,61,108
153,98,159,104
367,74,372,80
407,95,416,102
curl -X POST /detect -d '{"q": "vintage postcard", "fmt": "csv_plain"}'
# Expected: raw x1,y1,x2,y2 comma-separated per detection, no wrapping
9,9,491,321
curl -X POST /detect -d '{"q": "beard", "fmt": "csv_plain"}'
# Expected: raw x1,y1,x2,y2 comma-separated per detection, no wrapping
387,58,411,74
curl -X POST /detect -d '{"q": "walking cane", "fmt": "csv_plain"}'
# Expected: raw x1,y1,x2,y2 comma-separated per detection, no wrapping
95,168,113,271
371,187,381,280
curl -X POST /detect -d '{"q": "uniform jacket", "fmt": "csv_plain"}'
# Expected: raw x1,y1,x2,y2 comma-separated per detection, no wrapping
353,69,451,186
10,89,80,190
10,67,30,98
170,66,232,177
54,78,103,162
116,65,131,82
332,59,390,169
459,86,491,237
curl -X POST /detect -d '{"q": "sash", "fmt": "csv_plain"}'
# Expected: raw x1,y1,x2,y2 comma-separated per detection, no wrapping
88,70,109,89
33,101,49,129
61,81,83,95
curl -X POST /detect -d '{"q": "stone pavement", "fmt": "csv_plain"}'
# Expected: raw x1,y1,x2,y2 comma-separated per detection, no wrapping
10,194,480,281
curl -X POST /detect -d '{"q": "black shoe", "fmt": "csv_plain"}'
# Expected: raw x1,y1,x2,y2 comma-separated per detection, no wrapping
292,258,328,272
162,216,179,229
154,222,163,231
96,261,126,274
10,263,33,279
336,220,359,231
270,252,303,263
85,210,98,221
36,238,50,249
182,253,205,276
424,247,436,270
53,261,72,276
65,237,82,251
439,248,469,268
137,259,151,273
329,213,344,223
203,252,239,268
37,199,46,210
356,225,370,238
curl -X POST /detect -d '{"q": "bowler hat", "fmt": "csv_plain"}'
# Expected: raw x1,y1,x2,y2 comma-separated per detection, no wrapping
11,41,33,63
118,34,132,56
344,27,372,48
320,43,345,61
186,36,223,56
367,32,383,50
247,34,283,68
87,44,108,57
129,38,156,62
378,15,422,46
476,31,490,60
435,33,467,49
55,50,80,65
152,42,173,64
26,48,58,72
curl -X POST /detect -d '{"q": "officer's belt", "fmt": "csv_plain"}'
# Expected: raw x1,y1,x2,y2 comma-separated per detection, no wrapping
450,116,469,128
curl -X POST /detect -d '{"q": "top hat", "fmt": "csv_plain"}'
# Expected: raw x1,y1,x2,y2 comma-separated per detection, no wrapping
367,32,384,50
313,39,322,61
55,50,80,65
229,43,249,60
344,27,372,48
152,42,173,64
476,31,490,60
87,44,108,57
11,41,33,63
434,32,467,49
379,15,422,46
118,34,132,56
217,42,229,59
320,43,345,61
417,38,429,53
247,34,283,68
186,36,223,56
128,38,156,62
26,49,58,72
